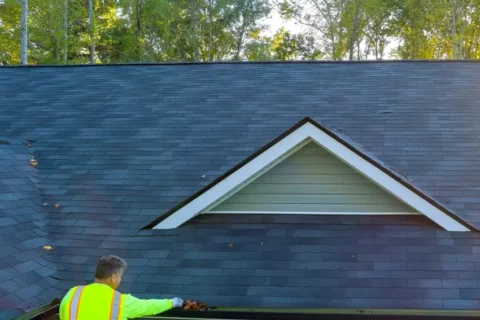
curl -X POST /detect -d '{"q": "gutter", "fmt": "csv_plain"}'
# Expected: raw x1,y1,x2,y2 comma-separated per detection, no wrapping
15,302,480,320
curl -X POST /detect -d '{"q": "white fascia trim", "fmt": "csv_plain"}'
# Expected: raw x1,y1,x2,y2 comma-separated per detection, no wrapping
207,211,421,215
154,122,470,231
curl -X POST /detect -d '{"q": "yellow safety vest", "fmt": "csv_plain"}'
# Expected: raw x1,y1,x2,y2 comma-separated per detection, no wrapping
61,284,124,320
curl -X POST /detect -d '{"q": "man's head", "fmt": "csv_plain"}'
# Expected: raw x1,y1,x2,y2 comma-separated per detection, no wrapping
94,255,127,290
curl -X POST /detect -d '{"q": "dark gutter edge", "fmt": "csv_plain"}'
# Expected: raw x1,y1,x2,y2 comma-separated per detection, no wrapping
144,117,476,232
162,308,480,320
206,307,480,316
14,299,61,320
18,303,480,320
2,59,480,68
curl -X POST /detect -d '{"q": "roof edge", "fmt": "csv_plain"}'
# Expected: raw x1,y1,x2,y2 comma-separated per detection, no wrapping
144,117,476,231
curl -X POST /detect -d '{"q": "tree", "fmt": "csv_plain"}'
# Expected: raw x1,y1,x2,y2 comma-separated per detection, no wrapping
245,28,323,60
112,0,272,62
0,0,21,64
20,0,27,64
451,0,458,58
348,0,364,60
27,0,72,64
363,0,396,59
461,0,480,59
231,0,271,60
88,0,94,63
390,0,472,59
2,0,480,64
391,0,431,59
63,0,68,63
279,0,356,60
451,0,466,59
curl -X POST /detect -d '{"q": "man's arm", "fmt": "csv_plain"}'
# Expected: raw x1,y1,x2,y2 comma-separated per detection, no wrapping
122,294,180,319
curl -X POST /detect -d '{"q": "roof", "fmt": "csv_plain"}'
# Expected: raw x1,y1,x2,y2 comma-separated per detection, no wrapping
2,61,480,316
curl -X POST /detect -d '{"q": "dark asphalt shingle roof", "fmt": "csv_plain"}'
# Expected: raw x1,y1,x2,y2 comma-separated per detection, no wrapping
1,61,480,316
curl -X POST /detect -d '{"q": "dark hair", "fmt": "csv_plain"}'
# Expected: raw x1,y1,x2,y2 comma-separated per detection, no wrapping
94,255,127,279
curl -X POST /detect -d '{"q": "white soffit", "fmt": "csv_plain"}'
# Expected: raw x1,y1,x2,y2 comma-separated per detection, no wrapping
153,121,470,231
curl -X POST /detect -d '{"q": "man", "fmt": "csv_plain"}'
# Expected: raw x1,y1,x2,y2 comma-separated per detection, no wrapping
60,255,184,319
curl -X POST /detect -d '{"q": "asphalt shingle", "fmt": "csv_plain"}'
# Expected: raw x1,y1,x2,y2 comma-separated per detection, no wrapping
2,62,480,313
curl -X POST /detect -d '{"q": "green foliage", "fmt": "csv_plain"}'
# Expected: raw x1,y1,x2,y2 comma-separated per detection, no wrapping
245,28,323,60
2,0,480,64
0,0,21,64
363,0,397,59
278,0,480,60
279,0,350,60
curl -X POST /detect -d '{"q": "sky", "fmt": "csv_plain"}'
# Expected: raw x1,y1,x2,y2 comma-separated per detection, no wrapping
265,10,304,36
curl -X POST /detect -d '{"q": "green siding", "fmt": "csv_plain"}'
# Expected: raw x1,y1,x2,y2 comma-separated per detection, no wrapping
210,142,416,213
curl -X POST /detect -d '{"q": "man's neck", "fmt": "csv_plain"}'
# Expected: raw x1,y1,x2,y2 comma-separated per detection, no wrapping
94,278,112,288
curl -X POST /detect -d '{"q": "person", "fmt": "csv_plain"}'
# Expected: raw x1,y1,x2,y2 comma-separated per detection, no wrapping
59,255,184,320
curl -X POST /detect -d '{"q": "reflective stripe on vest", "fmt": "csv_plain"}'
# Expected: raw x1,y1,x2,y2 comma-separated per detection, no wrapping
109,290,122,320
67,285,123,320
69,286,86,320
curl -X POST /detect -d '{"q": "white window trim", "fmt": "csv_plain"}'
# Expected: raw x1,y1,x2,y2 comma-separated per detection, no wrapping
153,122,470,231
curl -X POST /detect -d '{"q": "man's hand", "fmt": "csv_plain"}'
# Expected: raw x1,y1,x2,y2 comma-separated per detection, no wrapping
172,297,184,308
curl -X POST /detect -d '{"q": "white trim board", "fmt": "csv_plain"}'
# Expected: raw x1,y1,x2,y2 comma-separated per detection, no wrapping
207,211,421,215
153,122,470,231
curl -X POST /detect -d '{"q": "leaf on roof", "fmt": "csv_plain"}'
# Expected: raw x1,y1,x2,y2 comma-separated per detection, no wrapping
184,300,207,311
201,174,207,179
43,245,53,251
30,158,38,167
54,203,60,208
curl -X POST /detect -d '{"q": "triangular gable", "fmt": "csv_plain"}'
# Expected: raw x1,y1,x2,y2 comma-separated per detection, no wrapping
148,118,470,231
208,142,418,215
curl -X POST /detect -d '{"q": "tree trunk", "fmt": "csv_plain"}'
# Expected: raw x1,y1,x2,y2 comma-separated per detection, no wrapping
189,0,200,61
136,0,142,34
357,40,360,60
458,0,463,59
349,0,361,61
54,40,59,64
63,0,68,64
331,36,336,60
234,0,250,61
208,0,213,61
234,23,247,61
88,0,95,64
450,0,457,59
20,0,28,65
135,0,142,59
